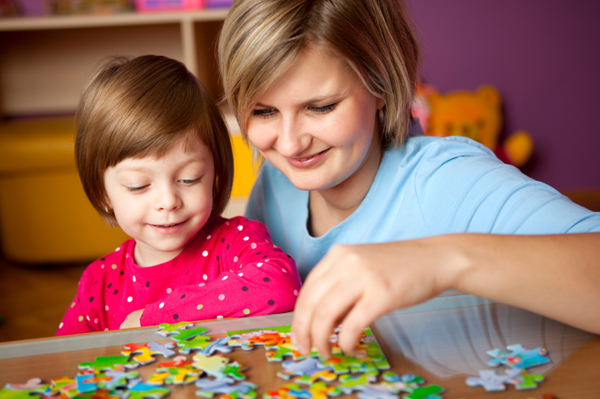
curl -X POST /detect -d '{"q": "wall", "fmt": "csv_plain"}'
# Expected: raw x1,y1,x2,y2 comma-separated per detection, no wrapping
407,0,600,190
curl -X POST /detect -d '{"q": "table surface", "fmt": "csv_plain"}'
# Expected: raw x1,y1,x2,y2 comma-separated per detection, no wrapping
0,294,598,398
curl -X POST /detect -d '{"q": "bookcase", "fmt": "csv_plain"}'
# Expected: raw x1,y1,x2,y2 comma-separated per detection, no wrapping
0,10,255,263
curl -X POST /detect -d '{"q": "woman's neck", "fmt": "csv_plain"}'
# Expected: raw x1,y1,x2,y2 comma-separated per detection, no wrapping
308,144,383,237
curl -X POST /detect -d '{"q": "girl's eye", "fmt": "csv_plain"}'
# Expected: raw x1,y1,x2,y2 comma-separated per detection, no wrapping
126,185,149,192
252,108,277,118
180,178,201,185
309,103,338,114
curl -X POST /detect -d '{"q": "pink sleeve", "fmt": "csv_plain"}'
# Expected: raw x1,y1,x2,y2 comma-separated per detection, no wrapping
140,218,302,325
55,264,104,336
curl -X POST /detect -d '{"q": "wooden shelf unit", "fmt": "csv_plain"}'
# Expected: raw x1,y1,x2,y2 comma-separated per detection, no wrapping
0,9,228,117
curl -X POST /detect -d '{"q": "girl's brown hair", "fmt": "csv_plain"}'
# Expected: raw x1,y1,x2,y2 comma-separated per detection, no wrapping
218,0,421,148
75,55,233,226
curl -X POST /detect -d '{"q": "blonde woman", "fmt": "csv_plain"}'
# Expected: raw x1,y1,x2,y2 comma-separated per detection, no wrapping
218,0,600,357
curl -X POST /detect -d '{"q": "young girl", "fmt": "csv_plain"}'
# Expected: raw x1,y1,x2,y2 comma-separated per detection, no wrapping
56,55,301,336
218,0,600,357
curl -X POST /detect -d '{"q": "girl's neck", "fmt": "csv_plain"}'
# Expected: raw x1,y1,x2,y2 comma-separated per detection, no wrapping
308,144,383,238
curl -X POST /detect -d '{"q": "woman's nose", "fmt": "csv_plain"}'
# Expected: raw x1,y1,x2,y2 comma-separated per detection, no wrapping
276,115,310,157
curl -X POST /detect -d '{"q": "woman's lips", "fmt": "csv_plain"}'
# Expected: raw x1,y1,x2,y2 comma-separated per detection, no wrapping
287,148,331,169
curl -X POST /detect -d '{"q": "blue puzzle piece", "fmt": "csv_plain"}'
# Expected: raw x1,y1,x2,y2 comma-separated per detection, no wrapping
277,358,333,380
466,368,522,391
195,377,256,398
487,344,549,369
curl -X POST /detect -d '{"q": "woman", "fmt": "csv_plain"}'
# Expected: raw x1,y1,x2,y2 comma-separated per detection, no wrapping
218,0,600,357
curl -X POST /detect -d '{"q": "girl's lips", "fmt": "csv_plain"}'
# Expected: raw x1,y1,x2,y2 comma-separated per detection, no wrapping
287,148,331,169
149,220,186,234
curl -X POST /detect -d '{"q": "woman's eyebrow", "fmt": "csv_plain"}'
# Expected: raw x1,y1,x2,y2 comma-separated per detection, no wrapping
255,93,343,108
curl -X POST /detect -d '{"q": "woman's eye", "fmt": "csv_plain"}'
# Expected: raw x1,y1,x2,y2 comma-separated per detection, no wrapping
252,108,276,118
126,185,149,192
309,103,338,114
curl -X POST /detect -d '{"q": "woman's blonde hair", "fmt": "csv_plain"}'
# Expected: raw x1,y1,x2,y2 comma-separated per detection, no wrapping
76,55,233,226
218,0,421,148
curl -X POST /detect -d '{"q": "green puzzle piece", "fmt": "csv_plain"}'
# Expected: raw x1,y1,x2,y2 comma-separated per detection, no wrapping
78,356,139,373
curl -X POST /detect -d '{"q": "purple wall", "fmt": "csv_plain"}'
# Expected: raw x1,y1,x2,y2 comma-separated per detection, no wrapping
406,0,600,190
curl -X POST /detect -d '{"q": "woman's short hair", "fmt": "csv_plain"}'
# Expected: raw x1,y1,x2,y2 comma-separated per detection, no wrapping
218,0,421,148
75,55,233,226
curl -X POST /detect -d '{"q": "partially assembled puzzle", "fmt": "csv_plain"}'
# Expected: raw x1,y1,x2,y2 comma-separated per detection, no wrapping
0,320,554,399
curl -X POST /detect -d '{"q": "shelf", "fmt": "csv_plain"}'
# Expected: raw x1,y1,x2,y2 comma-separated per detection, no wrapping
0,9,228,31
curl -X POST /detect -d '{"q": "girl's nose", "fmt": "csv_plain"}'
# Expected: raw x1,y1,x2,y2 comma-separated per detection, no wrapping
156,184,182,212
276,115,310,158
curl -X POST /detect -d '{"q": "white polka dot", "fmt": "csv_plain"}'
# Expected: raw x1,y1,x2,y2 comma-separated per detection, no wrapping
207,235,212,239
257,262,263,267
202,250,208,257
251,243,257,249
59,322,63,329
218,294,225,301
116,246,121,251
166,288,172,294
217,315,223,319
282,268,287,273
226,221,230,225
203,274,208,280
243,236,249,241
199,283,205,287
126,253,129,258
238,273,243,277
105,305,109,311
233,256,239,262
105,328,109,331
132,275,136,282
86,315,90,321
101,264,104,269
222,276,228,281
159,302,165,309
293,290,299,296
94,318,99,324
127,296,133,302
265,259,270,262
238,225,243,231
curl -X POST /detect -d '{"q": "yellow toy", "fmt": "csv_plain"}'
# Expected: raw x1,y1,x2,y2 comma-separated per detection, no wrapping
419,85,534,168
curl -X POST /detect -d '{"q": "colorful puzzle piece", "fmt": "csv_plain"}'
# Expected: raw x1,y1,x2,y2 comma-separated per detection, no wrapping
78,356,139,373
127,383,170,399
402,385,444,399
122,343,156,366
264,382,341,399
1,378,49,399
337,372,380,394
147,341,177,358
510,369,545,390
466,368,522,391
192,354,233,379
487,344,549,369
150,357,201,385
156,321,195,337
195,377,257,398
277,358,333,381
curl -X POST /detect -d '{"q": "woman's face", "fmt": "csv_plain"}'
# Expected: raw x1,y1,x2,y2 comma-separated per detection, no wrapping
247,46,384,193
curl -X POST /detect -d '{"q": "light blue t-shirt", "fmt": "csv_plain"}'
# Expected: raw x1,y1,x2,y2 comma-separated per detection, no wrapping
246,136,600,280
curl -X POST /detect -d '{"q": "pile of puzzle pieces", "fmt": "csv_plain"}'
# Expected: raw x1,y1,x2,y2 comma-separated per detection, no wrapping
465,344,550,392
0,320,555,399
0,322,450,399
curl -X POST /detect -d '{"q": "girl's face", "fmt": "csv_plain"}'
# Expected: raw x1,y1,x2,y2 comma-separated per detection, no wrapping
104,137,215,267
247,46,384,193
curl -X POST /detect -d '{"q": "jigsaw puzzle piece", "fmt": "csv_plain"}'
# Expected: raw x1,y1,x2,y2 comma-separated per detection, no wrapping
78,356,139,373
265,382,341,399
156,321,195,337
195,377,257,398
152,361,202,385
465,368,522,392
147,342,177,359
122,343,155,366
47,376,79,397
381,372,423,391
337,373,379,394
487,344,549,369
1,378,49,399
277,358,332,381
127,383,170,399
508,369,545,390
402,385,444,399
192,354,231,379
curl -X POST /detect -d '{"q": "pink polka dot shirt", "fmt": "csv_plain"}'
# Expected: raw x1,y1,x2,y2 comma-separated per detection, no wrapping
56,216,302,336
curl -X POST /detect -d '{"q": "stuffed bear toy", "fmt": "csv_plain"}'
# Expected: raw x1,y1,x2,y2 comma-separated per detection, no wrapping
413,84,534,168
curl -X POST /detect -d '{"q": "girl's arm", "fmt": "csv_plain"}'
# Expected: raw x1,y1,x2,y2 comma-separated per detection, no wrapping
291,232,600,357
139,218,302,326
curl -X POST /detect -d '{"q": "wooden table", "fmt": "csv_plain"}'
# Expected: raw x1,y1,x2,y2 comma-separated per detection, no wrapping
1,294,598,398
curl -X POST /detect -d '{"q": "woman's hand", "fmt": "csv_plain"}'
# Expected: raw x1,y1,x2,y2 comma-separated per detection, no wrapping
291,237,465,358
120,309,144,329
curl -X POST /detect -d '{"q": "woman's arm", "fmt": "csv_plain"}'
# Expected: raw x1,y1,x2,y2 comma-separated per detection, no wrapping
291,232,600,357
